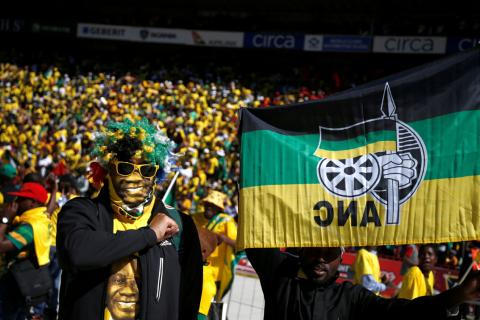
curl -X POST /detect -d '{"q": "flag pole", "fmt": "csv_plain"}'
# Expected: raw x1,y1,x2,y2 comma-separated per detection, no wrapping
162,171,180,204
382,83,400,225
457,257,479,305
458,261,474,285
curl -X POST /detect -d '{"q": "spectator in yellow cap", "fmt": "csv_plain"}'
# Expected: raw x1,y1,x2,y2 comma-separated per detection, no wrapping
198,190,237,320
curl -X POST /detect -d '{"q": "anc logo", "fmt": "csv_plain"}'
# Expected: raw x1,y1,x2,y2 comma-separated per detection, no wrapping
314,83,427,225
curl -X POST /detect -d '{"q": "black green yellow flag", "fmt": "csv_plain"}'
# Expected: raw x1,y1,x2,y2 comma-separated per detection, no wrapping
162,171,179,209
238,49,480,249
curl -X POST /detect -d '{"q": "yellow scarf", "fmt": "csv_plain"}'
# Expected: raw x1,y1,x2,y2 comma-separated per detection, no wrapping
13,207,52,266
425,270,434,295
112,195,156,232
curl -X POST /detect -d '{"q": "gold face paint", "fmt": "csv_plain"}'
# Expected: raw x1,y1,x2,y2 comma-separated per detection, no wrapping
106,258,139,320
109,158,156,207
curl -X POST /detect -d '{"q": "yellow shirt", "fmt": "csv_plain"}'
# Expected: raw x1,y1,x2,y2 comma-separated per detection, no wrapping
50,194,79,247
398,266,434,299
353,249,381,286
199,213,237,315
207,157,219,175
50,208,59,247
205,214,237,281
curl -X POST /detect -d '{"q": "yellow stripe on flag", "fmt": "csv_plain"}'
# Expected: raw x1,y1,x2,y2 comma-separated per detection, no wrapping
238,175,480,249
313,140,397,159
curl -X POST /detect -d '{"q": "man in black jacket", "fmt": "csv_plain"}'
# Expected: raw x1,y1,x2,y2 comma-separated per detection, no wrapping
246,246,480,320
57,119,203,320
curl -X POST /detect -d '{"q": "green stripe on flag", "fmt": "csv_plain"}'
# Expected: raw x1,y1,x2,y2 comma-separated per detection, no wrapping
240,110,480,188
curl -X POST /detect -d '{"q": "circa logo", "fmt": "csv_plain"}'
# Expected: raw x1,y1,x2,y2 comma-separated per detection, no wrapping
252,34,296,49
384,37,437,52
314,83,427,227
456,38,480,51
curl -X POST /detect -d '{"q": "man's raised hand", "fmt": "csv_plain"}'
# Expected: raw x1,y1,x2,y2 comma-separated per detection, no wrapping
149,213,179,242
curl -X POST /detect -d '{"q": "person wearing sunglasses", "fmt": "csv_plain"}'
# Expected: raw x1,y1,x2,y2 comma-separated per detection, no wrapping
56,119,203,320
247,246,480,320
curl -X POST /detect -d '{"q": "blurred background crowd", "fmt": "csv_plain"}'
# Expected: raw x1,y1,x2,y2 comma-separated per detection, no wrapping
0,58,470,271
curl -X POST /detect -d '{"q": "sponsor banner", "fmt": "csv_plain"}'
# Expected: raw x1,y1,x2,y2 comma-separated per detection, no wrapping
238,50,480,248
77,23,190,44
0,18,26,33
191,30,243,48
244,32,304,50
304,35,324,51
447,37,480,53
322,35,372,52
77,23,133,41
136,27,190,45
373,36,447,54
32,22,72,34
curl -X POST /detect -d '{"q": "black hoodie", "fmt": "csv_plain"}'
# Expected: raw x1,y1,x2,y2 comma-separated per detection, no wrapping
247,248,455,320
57,188,202,320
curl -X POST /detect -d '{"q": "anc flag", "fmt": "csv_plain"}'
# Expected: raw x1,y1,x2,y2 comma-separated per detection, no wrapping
238,49,480,249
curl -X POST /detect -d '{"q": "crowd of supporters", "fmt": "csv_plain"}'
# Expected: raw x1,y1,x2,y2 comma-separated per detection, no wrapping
0,61,469,265
0,62,470,246
1,57,479,318
0,62,332,218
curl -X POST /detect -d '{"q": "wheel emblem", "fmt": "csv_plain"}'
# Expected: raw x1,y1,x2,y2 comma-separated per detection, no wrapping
317,154,381,198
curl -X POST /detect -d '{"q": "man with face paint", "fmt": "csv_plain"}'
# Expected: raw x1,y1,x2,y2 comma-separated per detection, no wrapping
247,246,480,320
57,119,203,320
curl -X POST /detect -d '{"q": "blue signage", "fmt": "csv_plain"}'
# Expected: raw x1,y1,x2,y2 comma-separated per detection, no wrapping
244,33,304,50
447,37,480,53
322,35,372,52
